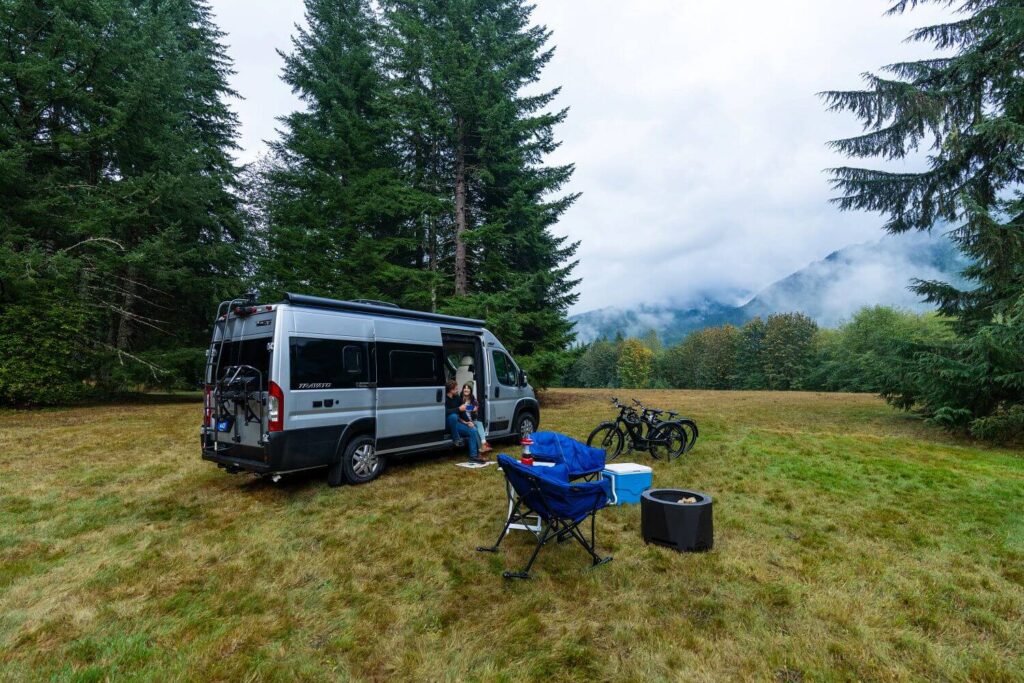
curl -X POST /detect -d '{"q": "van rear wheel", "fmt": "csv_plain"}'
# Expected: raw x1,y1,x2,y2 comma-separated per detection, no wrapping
342,435,383,485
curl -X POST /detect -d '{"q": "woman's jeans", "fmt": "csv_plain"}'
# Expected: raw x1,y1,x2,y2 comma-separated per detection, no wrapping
447,413,481,457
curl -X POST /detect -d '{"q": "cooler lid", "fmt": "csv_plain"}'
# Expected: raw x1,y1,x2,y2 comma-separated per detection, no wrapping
603,463,652,474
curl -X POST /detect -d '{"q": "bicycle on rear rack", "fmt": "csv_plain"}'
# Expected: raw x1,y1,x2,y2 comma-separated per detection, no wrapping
586,397,687,461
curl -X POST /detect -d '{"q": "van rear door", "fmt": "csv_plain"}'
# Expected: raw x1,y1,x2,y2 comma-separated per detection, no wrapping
207,310,275,452
374,319,446,451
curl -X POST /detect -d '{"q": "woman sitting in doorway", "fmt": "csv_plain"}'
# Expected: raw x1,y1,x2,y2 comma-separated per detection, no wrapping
460,382,491,454
445,380,484,463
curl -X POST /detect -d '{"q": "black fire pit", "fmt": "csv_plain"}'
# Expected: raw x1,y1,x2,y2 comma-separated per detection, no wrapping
641,489,713,552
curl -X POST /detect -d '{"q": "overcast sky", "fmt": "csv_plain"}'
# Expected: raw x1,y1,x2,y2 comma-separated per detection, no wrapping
210,0,952,314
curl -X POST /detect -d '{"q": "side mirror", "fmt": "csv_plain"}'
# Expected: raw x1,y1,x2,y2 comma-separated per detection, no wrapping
518,370,528,387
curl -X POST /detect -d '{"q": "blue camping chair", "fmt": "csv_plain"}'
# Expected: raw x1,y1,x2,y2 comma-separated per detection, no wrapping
529,431,606,481
477,455,613,579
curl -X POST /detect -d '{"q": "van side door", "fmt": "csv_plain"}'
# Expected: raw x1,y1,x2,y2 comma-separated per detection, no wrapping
488,349,522,433
374,320,446,451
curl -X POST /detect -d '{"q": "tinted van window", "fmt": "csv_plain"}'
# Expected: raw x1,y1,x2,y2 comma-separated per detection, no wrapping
212,339,272,388
289,337,369,390
391,351,436,382
493,350,518,386
377,343,444,387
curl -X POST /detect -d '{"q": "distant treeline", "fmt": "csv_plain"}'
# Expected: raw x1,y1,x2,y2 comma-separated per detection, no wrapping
562,305,959,401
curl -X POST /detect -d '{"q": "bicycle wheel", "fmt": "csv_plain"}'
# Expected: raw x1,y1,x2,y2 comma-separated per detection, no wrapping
587,424,624,460
651,423,687,460
678,419,698,452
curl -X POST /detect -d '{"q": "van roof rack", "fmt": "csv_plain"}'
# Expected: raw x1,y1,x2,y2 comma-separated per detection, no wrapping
282,292,485,328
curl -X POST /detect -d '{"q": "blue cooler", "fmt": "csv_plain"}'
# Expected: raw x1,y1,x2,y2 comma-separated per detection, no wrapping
602,463,653,505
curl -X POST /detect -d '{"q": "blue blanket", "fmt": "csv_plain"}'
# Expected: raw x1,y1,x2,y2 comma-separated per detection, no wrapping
529,431,606,478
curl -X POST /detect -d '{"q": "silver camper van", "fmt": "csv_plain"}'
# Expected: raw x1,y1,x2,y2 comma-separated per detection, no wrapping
200,293,539,485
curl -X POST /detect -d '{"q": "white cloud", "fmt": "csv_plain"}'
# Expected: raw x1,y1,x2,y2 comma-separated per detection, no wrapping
210,0,955,313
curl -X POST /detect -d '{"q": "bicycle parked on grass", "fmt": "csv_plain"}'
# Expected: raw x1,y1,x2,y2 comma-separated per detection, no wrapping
631,398,699,455
586,397,688,460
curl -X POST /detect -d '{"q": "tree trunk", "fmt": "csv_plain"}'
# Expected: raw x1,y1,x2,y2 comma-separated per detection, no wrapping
453,119,468,296
116,271,137,351
428,214,437,312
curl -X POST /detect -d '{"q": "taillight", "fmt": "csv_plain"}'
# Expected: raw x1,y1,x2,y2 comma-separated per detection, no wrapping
203,385,213,427
268,381,284,432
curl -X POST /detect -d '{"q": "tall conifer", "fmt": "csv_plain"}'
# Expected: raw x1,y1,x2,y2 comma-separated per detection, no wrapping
260,0,433,307
823,0,1024,436
383,0,580,384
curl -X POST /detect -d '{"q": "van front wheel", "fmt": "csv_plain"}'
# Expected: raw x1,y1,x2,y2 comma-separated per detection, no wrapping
513,411,536,439
342,435,384,485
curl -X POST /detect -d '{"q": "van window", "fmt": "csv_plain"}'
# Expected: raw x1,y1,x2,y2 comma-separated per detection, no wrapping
343,345,363,374
289,337,369,390
493,350,518,386
390,350,436,383
376,342,444,387
212,339,272,388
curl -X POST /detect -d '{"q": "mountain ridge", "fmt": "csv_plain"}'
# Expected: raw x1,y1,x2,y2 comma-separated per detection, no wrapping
571,231,968,344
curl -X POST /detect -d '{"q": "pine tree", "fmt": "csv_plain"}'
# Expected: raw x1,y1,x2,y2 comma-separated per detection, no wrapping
106,0,244,357
823,0,1024,436
383,0,580,386
0,0,245,403
259,0,434,308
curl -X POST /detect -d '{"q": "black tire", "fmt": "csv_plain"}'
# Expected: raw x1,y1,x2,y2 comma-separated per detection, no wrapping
341,434,384,484
513,410,537,440
588,423,624,460
652,423,688,460
678,419,698,452
644,425,664,461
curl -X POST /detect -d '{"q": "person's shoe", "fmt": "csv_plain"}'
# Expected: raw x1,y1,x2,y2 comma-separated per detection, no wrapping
454,439,464,447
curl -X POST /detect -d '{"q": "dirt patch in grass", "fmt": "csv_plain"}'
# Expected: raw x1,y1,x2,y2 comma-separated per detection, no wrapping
1,390,1022,681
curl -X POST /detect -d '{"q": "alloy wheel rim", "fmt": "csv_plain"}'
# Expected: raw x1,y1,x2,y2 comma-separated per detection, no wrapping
352,444,378,478
520,417,534,437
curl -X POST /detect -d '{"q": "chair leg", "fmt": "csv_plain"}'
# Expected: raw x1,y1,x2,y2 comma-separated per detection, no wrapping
477,498,523,553
566,519,612,568
503,525,553,580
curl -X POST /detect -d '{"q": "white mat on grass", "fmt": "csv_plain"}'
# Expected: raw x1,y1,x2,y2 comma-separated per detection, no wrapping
455,461,495,469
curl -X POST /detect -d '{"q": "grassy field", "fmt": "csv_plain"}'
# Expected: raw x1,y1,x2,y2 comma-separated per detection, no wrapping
1,389,1022,682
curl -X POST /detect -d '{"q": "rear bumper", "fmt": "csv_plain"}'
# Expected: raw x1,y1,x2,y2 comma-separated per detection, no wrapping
200,424,347,474
202,447,273,473
201,431,272,473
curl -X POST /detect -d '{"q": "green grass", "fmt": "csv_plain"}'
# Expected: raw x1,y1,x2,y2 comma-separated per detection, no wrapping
1,389,1022,681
